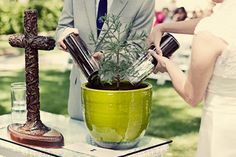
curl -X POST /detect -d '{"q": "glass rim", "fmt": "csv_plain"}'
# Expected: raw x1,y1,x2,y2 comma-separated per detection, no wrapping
11,82,26,89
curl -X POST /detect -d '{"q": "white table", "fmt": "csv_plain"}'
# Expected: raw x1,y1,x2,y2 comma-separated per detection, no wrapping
0,112,170,157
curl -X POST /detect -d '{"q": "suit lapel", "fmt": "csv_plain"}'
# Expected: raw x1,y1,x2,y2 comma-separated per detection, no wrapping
84,0,129,48
83,0,97,40
97,0,128,40
93,0,128,49
101,0,128,33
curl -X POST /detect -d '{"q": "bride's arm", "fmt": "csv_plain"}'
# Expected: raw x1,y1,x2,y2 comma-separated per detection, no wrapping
151,32,226,107
148,18,202,50
159,18,202,34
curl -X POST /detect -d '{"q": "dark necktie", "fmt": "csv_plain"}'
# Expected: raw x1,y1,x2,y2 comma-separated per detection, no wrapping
96,0,107,37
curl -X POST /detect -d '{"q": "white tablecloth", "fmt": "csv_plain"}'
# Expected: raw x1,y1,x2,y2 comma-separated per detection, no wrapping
0,111,170,157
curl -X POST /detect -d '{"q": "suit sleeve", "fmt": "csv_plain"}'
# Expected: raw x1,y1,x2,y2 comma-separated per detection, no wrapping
55,0,74,41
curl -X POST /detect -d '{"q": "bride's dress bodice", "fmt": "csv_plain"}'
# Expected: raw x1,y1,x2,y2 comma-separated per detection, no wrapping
213,45,236,79
193,0,236,113
204,45,236,114
204,44,236,113
208,44,236,94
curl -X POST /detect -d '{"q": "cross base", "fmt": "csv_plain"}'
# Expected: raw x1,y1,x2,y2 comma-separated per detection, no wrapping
7,123,64,148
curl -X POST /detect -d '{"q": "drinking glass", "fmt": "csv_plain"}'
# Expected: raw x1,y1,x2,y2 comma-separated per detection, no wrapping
11,82,26,124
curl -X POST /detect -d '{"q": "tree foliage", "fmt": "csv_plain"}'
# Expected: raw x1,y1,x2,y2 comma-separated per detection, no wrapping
0,0,63,35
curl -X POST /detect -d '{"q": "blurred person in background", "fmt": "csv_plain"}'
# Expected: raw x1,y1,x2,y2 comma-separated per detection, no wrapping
196,9,204,18
154,7,170,26
191,10,198,19
172,7,187,21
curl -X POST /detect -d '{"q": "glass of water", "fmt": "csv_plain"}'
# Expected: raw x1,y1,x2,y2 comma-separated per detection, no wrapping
11,82,27,124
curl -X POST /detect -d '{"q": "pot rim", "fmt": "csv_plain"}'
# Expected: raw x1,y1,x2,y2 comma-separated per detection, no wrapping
81,82,152,93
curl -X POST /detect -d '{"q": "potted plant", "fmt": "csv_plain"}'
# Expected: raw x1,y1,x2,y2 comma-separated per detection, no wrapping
81,14,152,149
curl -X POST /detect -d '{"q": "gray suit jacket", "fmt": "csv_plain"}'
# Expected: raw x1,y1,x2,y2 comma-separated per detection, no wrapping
55,0,155,120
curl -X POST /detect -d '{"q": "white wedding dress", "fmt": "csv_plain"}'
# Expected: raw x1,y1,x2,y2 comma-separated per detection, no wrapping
194,1,236,157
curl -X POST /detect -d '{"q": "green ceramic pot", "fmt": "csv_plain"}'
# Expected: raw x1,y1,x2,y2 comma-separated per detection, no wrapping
81,82,152,149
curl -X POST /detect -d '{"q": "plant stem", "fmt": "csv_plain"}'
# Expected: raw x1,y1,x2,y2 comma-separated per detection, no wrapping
116,50,120,90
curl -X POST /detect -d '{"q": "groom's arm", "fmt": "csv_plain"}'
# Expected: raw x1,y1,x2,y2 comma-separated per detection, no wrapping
55,0,74,43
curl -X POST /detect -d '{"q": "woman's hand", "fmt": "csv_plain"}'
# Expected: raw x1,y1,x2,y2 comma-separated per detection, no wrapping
149,50,169,74
147,25,164,54
58,28,79,51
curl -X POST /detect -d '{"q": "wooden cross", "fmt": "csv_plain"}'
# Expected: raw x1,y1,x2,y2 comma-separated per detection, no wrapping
7,10,63,147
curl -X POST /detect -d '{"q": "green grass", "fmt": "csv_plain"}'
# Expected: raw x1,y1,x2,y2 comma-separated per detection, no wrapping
0,69,70,115
146,80,202,157
0,40,23,56
0,41,9,48
0,70,202,157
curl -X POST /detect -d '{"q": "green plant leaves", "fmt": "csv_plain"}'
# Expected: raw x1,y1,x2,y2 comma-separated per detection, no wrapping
89,14,148,88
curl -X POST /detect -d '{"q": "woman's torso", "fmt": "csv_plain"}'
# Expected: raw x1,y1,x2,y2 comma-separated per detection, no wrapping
193,0,236,112
204,44,236,113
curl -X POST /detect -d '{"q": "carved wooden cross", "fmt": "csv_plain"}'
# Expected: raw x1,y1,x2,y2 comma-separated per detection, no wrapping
8,10,63,147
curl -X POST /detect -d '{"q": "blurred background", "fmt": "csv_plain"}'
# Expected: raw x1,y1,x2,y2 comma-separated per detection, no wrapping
0,0,215,156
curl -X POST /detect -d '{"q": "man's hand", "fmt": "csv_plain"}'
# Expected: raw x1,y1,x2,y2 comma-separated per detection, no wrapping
92,51,104,61
58,28,79,51
89,51,104,69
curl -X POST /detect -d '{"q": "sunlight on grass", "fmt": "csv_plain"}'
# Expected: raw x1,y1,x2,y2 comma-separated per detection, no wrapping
166,133,198,157
39,69,70,115
0,71,25,114
146,79,202,157
0,41,10,48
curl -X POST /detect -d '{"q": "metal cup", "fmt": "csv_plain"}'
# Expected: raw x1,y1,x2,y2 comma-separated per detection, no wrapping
63,33,101,87
127,33,180,85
